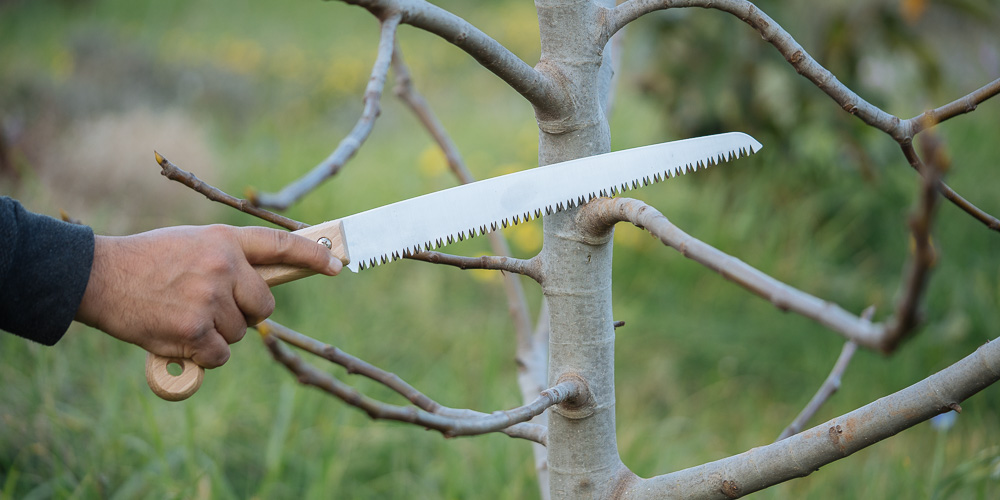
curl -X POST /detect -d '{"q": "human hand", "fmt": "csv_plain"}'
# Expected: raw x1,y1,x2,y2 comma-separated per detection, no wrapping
75,225,342,368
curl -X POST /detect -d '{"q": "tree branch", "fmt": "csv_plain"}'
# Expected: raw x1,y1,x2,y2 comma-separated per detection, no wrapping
907,77,1000,136
391,46,477,185
578,190,937,354
251,14,402,210
257,320,573,443
154,151,307,231
621,335,1000,499
902,80,1000,232
776,308,872,441
607,0,901,136
606,0,1000,230
928,178,1000,232
881,137,946,350
340,0,560,114
579,197,883,347
405,251,542,280
777,339,858,441
260,319,439,410
902,126,1000,232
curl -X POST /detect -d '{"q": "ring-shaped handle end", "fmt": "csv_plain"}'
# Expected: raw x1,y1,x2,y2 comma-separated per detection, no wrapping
145,353,205,401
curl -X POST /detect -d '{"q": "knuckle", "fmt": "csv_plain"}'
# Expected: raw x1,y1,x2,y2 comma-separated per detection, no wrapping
178,316,212,344
189,282,229,312
193,259,239,291
205,250,237,275
243,297,274,328
268,229,295,256
230,325,247,344
260,293,276,318
198,347,230,368
203,224,233,239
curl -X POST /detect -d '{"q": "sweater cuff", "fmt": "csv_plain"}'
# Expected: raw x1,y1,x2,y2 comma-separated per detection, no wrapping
0,198,95,345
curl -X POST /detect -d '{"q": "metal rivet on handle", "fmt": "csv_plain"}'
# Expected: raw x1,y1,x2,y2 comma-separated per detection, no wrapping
318,237,333,249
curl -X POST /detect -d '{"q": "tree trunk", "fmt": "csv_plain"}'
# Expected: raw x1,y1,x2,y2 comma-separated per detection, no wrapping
534,1,629,497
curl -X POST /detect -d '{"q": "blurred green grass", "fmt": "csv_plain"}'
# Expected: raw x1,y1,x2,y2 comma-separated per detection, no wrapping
1,0,999,498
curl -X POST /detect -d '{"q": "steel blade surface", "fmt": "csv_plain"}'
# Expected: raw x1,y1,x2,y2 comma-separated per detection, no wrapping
340,132,762,271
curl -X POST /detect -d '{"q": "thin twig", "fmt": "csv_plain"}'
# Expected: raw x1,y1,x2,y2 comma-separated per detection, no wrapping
260,320,439,410
931,180,1000,232
900,131,1000,232
154,151,307,231
392,46,478,186
265,322,553,442
903,78,1000,232
258,320,578,442
406,251,542,280
881,137,946,350
907,77,1000,135
776,308,871,441
607,0,1000,229
251,14,402,210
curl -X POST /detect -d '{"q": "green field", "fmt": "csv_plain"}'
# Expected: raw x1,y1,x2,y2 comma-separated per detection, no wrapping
2,0,999,498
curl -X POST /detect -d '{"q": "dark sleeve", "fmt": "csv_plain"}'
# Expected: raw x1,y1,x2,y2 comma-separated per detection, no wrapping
0,196,95,345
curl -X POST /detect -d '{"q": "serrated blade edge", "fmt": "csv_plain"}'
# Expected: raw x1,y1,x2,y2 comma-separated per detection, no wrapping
340,132,762,271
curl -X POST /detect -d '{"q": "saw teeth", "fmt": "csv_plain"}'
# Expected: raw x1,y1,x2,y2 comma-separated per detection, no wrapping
351,135,761,272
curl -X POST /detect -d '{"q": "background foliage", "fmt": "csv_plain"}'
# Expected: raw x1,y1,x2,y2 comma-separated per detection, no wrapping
1,0,998,497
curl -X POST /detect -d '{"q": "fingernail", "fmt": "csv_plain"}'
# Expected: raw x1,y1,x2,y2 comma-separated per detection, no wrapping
329,255,343,274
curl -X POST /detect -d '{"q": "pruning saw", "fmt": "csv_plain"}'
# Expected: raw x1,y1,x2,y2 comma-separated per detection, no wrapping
146,132,763,401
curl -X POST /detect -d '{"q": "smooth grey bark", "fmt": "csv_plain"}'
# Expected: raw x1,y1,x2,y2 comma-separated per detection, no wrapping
534,0,630,498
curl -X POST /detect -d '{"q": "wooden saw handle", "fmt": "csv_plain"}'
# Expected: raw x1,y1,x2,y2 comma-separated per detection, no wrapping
145,220,350,401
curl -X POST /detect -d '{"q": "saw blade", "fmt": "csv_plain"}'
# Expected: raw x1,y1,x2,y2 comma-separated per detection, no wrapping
339,132,762,271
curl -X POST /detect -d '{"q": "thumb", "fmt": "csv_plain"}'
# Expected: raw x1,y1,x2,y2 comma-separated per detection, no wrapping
235,227,343,276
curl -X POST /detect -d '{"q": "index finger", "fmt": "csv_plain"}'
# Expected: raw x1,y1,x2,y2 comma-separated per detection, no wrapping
236,227,343,277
